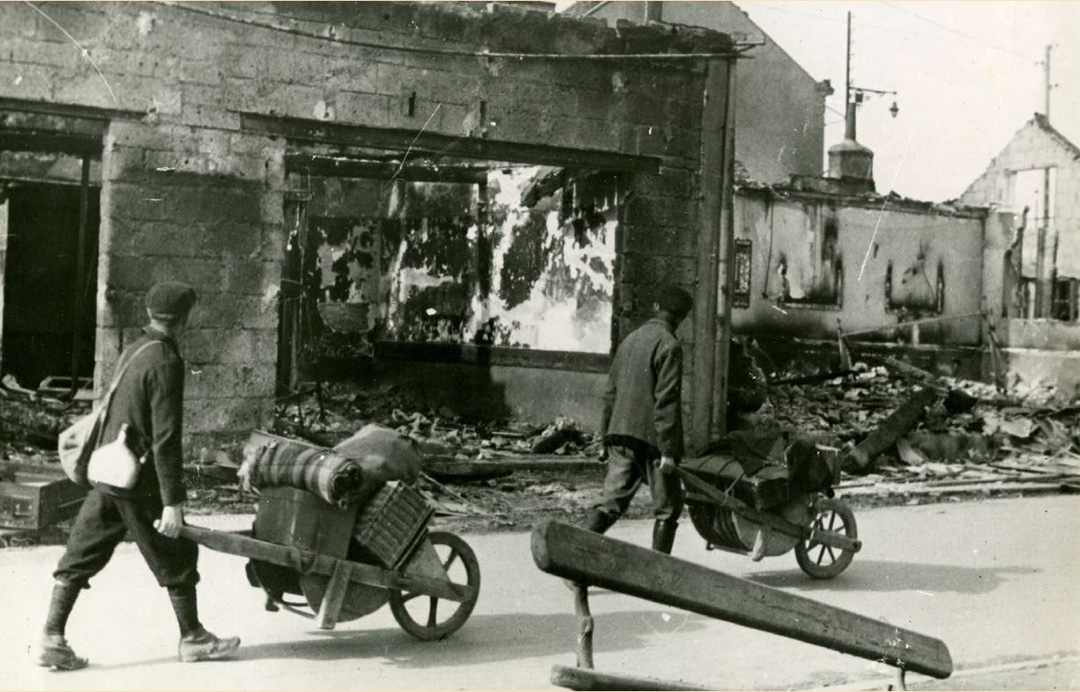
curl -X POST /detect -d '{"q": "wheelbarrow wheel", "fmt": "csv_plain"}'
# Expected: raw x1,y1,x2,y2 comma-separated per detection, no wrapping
390,531,480,641
795,498,857,579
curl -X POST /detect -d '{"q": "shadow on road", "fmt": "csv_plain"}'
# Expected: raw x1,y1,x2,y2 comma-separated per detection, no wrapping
155,608,708,669
744,559,1038,594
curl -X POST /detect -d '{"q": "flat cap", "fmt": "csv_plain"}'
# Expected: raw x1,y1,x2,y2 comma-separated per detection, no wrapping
146,281,197,321
658,284,693,319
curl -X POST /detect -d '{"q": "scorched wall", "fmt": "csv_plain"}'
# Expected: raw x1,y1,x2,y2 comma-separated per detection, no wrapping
0,2,734,443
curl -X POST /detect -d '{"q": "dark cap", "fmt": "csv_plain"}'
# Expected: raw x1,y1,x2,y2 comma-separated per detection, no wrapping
145,281,197,321
658,285,693,319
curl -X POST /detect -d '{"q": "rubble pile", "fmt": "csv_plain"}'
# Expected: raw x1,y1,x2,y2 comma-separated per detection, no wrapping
0,384,87,463
763,362,1080,487
275,382,599,461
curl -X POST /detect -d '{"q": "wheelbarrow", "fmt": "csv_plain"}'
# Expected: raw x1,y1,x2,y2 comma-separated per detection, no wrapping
179,482,480,640
678,447,861,579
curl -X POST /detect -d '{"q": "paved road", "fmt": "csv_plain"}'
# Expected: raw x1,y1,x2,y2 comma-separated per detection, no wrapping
1,495,1078,690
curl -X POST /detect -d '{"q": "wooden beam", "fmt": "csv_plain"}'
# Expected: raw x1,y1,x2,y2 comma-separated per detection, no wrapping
531,521,953,679
241,113,660,174
551,665,709,691
284,153,490,183
0,132,101,157
179,526,474,603
844,388,937,470
0,96,143,122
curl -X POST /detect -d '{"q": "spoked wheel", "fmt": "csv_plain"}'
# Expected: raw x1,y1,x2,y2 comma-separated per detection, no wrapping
390,531,480,641
795,498,858,579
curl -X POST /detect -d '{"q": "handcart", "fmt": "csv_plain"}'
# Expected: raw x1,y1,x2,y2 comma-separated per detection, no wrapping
180,479,480,640
678,440,861,579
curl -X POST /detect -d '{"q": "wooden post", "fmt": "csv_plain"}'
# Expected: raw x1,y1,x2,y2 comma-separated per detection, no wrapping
70,156,91,396
844,388,937,470
573,584,594,669
532,522,953,679
692,56,737,452
314,559,352,630
713,56,738,442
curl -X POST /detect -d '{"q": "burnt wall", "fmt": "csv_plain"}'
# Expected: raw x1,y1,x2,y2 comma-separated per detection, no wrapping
0,1,729,439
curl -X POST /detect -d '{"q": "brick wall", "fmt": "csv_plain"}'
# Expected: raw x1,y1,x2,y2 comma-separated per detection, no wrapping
0,1,733,443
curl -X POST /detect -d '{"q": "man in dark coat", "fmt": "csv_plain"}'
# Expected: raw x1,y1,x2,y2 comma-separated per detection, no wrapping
585,285,693,554
37,281,240,670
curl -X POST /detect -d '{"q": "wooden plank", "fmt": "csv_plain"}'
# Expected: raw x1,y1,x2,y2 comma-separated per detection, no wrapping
314,560,352,630
242,113,661,174
179,526,474,603
551,665,709,691
531,521,953,679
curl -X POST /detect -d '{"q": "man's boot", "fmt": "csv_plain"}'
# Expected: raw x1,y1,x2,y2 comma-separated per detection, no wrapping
38,635,89,671
652,519,678,554
37,582,88,671
178,627,242,662
171,586,240,662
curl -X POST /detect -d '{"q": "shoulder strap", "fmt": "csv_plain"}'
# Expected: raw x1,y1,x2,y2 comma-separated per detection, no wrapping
98,339,167,415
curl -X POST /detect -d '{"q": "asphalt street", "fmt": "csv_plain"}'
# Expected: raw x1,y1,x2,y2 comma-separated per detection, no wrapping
1,495,1078,690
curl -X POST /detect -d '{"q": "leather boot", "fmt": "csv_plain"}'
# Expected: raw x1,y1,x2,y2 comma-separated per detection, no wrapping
178,627,241,662
584,509,617,535
652,519,678,554
37,634,88,671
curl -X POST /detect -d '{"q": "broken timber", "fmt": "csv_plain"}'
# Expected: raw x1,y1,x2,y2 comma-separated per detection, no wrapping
531,521,953,680
844,388,937,471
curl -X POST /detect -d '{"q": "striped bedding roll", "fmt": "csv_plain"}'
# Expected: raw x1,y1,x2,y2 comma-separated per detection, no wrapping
246,432,365,508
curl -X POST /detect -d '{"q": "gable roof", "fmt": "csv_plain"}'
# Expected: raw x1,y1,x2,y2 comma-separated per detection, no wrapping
1032,112,1080,161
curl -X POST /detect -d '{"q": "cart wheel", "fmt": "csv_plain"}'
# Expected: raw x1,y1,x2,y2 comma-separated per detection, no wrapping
795,498,857,579
390,531,480,641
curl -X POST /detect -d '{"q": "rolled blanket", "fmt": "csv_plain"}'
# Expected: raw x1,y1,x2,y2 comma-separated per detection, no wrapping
244,431,366,508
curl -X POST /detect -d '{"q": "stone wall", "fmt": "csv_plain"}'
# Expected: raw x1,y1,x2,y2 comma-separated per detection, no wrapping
0,1,732,441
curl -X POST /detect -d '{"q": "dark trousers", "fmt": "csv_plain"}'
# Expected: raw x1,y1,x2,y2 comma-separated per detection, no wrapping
54,489,199,590
595,440,683,522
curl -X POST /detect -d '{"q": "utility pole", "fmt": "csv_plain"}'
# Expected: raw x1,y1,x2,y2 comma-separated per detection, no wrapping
1043,44,1053,120
845,11,853,139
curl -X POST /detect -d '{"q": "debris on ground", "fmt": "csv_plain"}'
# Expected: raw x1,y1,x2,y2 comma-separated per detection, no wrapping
763,360,1080,486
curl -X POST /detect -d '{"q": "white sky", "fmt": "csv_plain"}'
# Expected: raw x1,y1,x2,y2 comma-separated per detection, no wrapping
737,1,1080,202
559,1,1080,203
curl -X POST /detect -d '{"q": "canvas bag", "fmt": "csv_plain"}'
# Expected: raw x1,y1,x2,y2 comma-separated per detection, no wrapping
58,341,164,487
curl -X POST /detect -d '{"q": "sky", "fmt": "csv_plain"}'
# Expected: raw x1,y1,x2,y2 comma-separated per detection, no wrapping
736,1,1080,202
560,1,1080,203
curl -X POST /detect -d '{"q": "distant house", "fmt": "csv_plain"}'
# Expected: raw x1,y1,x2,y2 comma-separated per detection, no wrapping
961,113,1080,322
566,1,833,185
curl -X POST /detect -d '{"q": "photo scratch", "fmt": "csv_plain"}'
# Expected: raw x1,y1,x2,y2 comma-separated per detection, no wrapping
22,0,119,104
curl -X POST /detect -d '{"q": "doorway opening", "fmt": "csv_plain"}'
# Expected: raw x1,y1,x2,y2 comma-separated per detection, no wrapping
0,177,101,392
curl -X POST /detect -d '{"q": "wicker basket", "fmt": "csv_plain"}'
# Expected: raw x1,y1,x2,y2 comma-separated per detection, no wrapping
353,481,433,569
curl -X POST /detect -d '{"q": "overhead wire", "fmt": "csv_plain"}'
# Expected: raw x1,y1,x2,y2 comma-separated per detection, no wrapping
152,2,744,61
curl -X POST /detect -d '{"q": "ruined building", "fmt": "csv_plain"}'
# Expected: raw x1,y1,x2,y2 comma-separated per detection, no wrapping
0,2,739,448
960,113,1080,398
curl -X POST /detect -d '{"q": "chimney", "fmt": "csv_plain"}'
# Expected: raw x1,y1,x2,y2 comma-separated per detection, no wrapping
827,101,875,193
